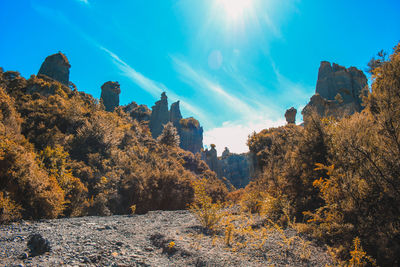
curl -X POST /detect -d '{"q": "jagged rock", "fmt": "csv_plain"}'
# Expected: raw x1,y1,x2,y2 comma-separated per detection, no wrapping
170,101,183,127
219,151,251,189
124,102,151,122
27,233,51,256
202,146,252,188
202,145,220,176
149,93,203,154
179,117,203,154
285,107,297,124
302,61,367,122
149,92,170,138
101,81,121,112
221,147,231,158
38,52,70,85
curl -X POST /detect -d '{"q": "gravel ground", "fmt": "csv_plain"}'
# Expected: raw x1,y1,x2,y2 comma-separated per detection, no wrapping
0,210,332,266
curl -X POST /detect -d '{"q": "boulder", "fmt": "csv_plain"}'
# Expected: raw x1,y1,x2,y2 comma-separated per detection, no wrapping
285,107,297,124
38,52,70,85
101,81,121,112
27,233,51,257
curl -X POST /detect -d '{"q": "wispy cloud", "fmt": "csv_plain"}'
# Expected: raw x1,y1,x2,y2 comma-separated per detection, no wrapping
99,46,211,125
171,55,290,153
270,60,314,122
263,13,282,38
76,0,89,5
171,55,259,120
100,46,164,98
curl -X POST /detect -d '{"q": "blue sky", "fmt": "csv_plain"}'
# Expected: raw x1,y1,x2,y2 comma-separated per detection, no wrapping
1,0,399,154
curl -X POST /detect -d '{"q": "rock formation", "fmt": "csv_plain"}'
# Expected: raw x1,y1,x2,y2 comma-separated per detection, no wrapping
219,148,251,188
149,93,203,154
285,107,297,124
149,92,170,138
179,118,203,154
38,52,70,85
202,145,220,176
170,101,183,126
100,81,121,112
302,61,367,122
202,146,252,188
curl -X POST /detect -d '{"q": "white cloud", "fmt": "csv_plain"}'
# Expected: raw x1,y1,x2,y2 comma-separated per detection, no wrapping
203,117,286,155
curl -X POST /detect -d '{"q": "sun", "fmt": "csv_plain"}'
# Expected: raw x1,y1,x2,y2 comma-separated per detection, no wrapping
216,0,254,22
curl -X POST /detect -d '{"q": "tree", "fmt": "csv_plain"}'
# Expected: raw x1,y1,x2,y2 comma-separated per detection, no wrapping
157,122,180,147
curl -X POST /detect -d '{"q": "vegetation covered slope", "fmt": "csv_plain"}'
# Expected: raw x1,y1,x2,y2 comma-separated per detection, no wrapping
0,69,227,222
242,43,400,266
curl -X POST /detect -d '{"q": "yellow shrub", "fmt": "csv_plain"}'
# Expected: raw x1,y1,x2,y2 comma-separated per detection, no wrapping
189,178,224,232
0,192,22,223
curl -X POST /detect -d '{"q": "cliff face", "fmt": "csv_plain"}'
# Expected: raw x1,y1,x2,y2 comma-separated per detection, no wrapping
219,148,251,188
202,146,252,188
179,118,203,154
170,101,183,126
38,52,70,85
149,93,203,154
100,81,121,112
202,145,220,177
149,92,170,138
302,61,367,121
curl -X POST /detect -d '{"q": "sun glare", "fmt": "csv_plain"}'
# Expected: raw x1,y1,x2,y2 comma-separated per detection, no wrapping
216,0,254,22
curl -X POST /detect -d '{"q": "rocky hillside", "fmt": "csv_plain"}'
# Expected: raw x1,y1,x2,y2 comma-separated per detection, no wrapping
0,52,227,223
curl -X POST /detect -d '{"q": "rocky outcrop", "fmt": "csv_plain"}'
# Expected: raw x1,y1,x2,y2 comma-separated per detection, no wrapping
100,81,121,112
219,148,251,188
285,107,297,124
149,92,170,138
149,93,203,154
124,102,151,122
38,52,70,85
170,101,182,126
202,145,220,176
302,93,360,120
179,118,203,154
302,61,367,122
202,146,252,188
